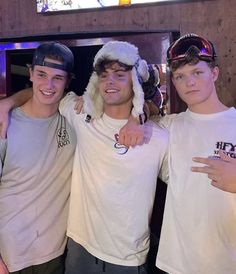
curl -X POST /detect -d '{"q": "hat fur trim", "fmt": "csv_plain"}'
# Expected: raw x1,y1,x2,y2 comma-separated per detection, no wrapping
94,41,139,67
83,72,103,118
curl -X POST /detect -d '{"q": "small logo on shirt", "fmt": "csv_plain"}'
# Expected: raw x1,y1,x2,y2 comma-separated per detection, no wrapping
56,115,71,148
57,127,70,148
214,141,236,158
114,134,128,155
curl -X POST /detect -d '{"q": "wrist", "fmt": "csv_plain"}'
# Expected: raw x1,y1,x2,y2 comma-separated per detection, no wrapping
138,111,148,125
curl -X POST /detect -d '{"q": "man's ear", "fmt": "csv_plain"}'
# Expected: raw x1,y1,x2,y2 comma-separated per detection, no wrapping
212,66,219,82
29,67,34,82
66,78,72,89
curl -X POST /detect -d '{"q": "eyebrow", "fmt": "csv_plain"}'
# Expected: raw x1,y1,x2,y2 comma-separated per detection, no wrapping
103,68,127,73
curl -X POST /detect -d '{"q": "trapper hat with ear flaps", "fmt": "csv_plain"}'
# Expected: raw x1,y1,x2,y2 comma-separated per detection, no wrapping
83,41,149,119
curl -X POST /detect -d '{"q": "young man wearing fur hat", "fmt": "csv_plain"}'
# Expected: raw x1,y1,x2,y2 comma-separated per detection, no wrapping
0,40,168,274
57,41,168,274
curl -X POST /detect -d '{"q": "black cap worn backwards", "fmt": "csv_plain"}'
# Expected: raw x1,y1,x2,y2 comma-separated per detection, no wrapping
32,42,74,73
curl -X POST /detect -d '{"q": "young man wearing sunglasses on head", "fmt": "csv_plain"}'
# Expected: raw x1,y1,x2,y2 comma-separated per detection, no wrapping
155,34,236,274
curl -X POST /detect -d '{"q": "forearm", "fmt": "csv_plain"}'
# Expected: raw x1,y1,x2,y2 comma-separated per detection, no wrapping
0,88,33,111
0,256,9,274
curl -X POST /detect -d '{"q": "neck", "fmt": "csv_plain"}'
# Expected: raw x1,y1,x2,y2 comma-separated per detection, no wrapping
188,91,228,114
21,98,59,118
104,104,132,120
188,98,228,114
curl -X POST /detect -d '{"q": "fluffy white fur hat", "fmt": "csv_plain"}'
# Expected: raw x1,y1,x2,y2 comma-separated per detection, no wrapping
83,41,149,118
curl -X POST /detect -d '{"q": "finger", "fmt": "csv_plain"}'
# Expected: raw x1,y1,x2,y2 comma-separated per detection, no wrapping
192,157,210,165
135,135,144,146
74,101,83,110
192,156,224,168
130,136,138,148
218,150,231,162
191,166,214,174
117,133,125,146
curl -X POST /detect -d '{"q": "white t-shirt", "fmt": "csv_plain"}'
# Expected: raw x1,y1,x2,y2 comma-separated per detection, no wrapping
156,108,236,274
60,92,169,266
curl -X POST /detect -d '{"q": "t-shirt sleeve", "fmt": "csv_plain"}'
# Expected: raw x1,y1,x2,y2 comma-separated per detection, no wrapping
59,91,81,127
151,113,177,130
158,145,169,184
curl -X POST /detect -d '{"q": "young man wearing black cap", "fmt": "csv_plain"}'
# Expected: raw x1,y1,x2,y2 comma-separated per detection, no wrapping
155,34,236,274
0,42,76,274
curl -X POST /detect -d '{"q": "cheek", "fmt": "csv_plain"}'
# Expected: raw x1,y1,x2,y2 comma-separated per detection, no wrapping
98,80,105,90
173,80,184,93
122,78,132,89
52,83,66,97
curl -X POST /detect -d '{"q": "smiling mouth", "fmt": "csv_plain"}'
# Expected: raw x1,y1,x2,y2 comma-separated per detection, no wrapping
105,89,119,93
40,90,56,96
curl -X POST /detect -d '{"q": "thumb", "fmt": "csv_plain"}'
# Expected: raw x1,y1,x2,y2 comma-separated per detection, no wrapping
219,150,231,162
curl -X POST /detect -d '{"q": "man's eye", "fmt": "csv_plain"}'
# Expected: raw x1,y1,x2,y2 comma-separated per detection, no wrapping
38,73,46,78
194,71,202,76
54,76,63,81
100,74,107,79
174,75,182,81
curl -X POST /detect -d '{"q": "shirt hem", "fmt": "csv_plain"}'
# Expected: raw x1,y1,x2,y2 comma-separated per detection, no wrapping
7,249,65,272
67,233,146,267
156,258,184,274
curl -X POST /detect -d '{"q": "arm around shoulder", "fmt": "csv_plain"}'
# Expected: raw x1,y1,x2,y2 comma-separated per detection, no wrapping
0,88,32,138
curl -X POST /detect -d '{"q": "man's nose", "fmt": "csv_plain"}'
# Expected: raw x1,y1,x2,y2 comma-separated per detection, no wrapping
45,78,54,88
185,75,196,86
106,74,115,84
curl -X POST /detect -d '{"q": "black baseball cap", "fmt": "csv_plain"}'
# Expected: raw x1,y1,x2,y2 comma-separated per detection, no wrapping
32,42,74,73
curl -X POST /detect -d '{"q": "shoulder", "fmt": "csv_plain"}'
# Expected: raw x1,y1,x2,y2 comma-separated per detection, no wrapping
59,91,87,125
60,91,77,109
145,120,169,144
150,113,180,129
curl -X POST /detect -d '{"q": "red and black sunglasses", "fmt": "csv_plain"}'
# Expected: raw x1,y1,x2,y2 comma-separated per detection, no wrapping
167,34,217,65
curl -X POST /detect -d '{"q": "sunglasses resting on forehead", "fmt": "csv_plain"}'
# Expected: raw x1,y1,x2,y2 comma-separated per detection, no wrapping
167,34,217,65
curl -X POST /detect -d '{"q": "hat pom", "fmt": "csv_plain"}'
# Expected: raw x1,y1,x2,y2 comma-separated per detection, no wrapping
137,59,149,82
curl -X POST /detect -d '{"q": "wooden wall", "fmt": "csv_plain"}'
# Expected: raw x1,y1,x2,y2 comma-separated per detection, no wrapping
0,0,236,106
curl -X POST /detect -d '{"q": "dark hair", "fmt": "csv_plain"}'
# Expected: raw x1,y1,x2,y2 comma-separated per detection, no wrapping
94,60,132,75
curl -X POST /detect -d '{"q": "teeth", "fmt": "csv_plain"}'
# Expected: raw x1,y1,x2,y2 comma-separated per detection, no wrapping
106,89,118,93
41,90,55,96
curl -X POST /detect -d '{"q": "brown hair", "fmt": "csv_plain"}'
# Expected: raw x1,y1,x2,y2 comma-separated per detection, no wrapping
94,60,132,75
170,56,217,72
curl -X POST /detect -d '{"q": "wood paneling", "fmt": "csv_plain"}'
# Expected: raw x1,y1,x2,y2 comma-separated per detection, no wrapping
0,0,236,106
